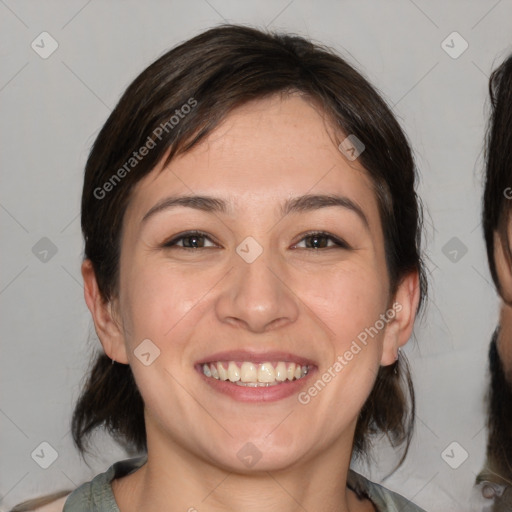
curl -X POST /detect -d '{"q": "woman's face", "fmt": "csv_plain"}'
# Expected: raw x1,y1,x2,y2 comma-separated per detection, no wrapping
106,94,411,471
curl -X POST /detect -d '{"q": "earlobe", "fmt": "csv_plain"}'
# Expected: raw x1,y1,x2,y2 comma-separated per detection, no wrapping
81,259,129,364
380,270,420,366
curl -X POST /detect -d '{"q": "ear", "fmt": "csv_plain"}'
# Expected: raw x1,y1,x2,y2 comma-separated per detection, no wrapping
380,270,420,366
81,259,129,364
494,230,512,304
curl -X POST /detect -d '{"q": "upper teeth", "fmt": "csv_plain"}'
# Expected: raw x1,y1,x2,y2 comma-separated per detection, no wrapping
202,361,309,385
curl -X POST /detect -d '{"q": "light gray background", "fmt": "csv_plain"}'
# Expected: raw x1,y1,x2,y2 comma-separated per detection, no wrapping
1,0,511,510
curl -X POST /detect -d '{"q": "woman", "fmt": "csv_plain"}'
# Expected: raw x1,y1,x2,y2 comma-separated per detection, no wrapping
13,24,427,512
473,54,512,511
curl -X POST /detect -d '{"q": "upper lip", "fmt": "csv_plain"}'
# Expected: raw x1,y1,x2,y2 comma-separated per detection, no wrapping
196,350,317,367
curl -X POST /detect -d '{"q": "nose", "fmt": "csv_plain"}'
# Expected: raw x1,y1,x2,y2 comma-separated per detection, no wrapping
215,248,299,333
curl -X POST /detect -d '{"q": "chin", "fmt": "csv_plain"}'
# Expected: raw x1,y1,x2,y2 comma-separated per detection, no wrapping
199,432,308,473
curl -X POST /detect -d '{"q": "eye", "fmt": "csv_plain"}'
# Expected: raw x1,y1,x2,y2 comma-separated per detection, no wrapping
162,231,218,250
292,231,350,250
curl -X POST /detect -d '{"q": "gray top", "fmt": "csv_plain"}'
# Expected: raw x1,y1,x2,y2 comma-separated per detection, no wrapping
63,456,426,512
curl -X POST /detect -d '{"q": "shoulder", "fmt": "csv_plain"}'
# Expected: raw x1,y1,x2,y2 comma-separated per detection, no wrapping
34,496,70,512
348,470,427,512
10,492,71,512
63,456,147,511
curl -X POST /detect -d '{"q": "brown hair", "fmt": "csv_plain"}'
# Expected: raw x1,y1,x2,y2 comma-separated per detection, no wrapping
72,24,426,466
483,331,512,483
483,53,512,299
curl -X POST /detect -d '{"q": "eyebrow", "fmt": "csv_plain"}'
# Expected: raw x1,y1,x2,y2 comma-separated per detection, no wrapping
141,193,369,229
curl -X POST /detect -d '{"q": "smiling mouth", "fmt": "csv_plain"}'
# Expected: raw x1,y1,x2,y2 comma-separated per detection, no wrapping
200,361,310,387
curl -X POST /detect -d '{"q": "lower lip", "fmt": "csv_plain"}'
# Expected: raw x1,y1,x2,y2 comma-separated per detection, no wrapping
196,366,316,403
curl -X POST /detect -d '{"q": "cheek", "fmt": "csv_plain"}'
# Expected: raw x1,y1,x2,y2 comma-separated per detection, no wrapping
118,265,209,405
120,258,225,359
294,264,389,436
120,264,195,347
301,262,389,344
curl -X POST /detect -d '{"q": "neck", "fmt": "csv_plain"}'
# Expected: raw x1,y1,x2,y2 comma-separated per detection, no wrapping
112,422,371,512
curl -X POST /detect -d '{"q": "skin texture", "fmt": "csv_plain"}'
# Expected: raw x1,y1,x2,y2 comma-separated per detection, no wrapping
82,94,419,512
494,228,512,373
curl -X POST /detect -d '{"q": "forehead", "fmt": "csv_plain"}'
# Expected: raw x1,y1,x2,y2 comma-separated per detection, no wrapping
126,94,380,227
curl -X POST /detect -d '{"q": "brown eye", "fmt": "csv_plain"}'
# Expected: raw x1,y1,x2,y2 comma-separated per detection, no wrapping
163,231,217,249
294,232,350,250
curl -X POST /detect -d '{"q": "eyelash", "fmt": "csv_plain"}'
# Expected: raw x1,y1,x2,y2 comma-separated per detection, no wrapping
162,230,351,251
